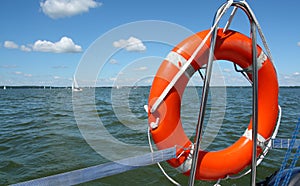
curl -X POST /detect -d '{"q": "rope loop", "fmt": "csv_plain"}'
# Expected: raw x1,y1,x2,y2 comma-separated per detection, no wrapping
274,117,300,186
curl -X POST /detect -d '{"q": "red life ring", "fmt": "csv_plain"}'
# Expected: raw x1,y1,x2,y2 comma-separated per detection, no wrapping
147,29,278,180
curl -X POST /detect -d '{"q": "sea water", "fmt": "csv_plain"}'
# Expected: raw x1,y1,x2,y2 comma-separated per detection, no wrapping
0,87,299,185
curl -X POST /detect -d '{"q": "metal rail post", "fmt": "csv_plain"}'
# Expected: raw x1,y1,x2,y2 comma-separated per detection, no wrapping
188,1,233,185
250,20,258,186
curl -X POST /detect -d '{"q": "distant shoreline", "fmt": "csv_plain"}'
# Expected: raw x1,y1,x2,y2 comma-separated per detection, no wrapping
1,85,299,89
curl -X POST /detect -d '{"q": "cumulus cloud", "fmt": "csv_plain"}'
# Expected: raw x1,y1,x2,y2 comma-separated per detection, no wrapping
20,45,32,52
298,42,300,47
4,41,18,49
40,0,102,19
3,37,81,53
113,37,146,52
32,36,82,53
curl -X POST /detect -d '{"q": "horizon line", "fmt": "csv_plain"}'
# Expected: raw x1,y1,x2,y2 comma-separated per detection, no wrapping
1,85,300,89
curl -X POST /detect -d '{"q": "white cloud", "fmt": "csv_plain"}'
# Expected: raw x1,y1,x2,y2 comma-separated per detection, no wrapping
297,42,300,47
279,73,300,86
3,37,81,53
293,72,300,76
13,71,32,77
32,36,82,53
134,66,148,71
14,71,22,75
113,37,146,52
0,65,17,68
20,45,32,52
40,0,102,19
24,73,33,77
53,76,61,79
4,41,18,49
52,65,68,69
109,59,118,64
109,77,117,81
223,68,232,73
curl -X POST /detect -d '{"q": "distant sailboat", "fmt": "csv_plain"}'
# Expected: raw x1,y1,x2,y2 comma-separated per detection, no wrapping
3,86,6,90
72,77,83,92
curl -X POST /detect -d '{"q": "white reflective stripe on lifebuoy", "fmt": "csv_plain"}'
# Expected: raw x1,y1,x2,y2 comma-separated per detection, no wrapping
242,129,267,148
175,156,192,173
175,144,194,173
165,51,195,78
243,51,267,72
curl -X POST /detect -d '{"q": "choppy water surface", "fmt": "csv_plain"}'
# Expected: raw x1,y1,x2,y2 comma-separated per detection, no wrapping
0,87,299,185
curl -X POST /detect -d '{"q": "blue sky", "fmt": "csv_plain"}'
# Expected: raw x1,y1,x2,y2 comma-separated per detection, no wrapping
0,0,299,87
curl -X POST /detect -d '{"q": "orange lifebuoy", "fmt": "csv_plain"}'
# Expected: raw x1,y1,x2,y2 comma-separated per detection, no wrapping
148,29,278,180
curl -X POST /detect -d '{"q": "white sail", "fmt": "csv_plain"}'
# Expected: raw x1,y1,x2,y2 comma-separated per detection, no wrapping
72,76,83,92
